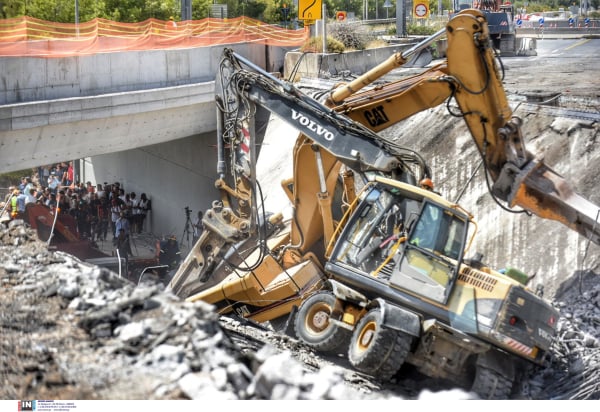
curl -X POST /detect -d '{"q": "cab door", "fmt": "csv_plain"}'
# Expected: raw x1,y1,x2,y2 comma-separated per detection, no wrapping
390,201,468,304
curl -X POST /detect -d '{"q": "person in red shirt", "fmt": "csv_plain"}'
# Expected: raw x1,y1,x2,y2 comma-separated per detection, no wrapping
67,161,74,187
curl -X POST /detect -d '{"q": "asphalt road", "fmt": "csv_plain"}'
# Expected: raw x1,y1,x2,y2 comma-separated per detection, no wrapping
502,37,599,99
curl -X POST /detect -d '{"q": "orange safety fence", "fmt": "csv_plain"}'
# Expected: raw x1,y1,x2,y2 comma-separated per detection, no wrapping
0,16,310,57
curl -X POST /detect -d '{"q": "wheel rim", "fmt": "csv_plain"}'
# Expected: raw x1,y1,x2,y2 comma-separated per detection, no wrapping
356,320,377,352
305,302,331,334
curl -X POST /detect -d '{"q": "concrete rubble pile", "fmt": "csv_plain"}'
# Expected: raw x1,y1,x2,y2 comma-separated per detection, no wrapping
531,272,600,400
0,220,397,400
1,219,598,400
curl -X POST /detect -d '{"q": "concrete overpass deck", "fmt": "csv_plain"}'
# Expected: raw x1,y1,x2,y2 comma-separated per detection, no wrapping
0,81,215,173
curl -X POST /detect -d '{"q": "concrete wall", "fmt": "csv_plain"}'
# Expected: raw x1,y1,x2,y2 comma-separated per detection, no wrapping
0,43,295,105
284,44,414,80
84,131,220,251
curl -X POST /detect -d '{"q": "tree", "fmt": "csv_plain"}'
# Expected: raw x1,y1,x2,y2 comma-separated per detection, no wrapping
103,0,178,22
3,0,594,23
1,0,24,18
191,0,212,19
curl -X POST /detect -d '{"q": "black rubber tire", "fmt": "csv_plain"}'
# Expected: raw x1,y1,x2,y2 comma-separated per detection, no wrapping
294,291,350,353
471,365,513,400
268,309,297,338
348,307,412,381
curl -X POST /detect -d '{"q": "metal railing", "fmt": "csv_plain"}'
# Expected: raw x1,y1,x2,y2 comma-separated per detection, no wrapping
138,265,169,285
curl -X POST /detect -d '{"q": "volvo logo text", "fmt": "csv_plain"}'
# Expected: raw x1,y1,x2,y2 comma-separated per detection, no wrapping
291,109,335,141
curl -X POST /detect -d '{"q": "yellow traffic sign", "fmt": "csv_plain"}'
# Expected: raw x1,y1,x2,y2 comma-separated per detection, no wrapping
299,0,322,20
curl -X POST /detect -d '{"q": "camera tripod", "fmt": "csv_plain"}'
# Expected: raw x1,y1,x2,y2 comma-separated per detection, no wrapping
181,207,193,250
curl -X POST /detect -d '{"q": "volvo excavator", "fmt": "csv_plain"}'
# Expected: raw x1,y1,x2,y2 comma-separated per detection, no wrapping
167,9,599,399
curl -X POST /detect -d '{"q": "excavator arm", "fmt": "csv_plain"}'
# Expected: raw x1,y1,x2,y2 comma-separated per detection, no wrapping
169,8,599,306
168,48,429,299
325,9,600,245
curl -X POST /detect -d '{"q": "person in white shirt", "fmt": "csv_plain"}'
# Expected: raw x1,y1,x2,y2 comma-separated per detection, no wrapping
110,198,123,239
137,193,150,234
24,188,36,205
47,173,61,194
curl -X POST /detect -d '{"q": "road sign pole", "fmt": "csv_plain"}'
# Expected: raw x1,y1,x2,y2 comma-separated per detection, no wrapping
396,0,406,37
322,3,327,54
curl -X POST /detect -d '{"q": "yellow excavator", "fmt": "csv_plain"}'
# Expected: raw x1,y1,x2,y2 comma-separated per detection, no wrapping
167,9,598,399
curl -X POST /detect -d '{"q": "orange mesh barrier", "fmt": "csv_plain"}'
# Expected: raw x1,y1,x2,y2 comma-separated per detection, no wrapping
0,16,309,57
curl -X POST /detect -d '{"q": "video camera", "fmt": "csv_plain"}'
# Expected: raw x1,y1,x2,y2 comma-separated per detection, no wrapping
184,206,191,217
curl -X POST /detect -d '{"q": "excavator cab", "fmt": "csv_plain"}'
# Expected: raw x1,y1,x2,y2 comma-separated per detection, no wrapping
326,177,470,304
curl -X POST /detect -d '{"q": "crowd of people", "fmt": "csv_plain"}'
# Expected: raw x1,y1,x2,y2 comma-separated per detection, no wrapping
1,163,211,283
1,164,152,253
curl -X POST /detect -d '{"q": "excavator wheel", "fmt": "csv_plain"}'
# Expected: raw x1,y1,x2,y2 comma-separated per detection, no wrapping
471,365,513,400
348,308,412,381
294,291,351,353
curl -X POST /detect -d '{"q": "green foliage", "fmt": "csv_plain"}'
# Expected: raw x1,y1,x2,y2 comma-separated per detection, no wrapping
238,0,268,19
262,0,287,23
407,24,440,36
387,22,442,36
1,0,20,18
300,35,345,53
196,0,296,23
1,0,598,23
103,0,179,22
191,0,212,20
0,0,180,22
428,0,455,14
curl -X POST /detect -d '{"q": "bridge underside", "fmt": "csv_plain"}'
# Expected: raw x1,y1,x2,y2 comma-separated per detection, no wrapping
0,82,216,174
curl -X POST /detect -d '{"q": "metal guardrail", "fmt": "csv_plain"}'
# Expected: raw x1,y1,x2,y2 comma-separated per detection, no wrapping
138,265,170,285
518,27,600,36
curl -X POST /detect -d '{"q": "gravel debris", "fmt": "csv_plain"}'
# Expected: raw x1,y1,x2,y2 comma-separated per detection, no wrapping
1,218,599,400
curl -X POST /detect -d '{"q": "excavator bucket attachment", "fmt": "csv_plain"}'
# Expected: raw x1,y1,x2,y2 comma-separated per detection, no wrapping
516,37,537,57
497,160,600,245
